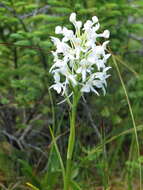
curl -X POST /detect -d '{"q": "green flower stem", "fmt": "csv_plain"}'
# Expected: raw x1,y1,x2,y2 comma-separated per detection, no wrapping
64,91,79,190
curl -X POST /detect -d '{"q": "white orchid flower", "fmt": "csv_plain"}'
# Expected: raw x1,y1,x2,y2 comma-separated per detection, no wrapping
50,12,111,96
55,26,62,34
69,12,76,23
92,16,98,23
50,83,63,94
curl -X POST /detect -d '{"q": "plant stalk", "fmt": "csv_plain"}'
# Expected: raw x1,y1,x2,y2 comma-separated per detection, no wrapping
64,92,79,190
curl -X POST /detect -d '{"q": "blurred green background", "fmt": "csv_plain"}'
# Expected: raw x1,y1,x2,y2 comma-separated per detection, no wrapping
0,0,143,189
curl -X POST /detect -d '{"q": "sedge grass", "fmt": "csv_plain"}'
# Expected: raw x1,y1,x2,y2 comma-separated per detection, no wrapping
112,54,142,190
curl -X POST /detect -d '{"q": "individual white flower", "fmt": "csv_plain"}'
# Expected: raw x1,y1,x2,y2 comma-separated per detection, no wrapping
50,12,111,96
69,12,76,23
92,16,98,23
67,74,77,86
81,78,99,95
93,23,100,32
55,26,62,34
54,72,60,82
62,27,74,42
83,20,93,31
98,30,110,38
51,37,71,54
50,82,64,94
103,30,110,38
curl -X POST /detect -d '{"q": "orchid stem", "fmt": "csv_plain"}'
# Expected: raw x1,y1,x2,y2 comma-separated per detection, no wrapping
64,91,79,190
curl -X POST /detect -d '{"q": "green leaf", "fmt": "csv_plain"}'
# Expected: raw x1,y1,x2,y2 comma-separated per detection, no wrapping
48,0,69,7
14,40,31,46
71,181,82,190
79,8,97,14
29,14,65,23
1,97,9,104
10,33,24,40
50,7,72,14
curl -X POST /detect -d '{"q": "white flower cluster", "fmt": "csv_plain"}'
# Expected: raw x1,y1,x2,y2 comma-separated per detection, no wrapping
50,13,111,96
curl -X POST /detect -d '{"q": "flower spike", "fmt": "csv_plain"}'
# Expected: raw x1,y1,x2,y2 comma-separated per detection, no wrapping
50,13,111,96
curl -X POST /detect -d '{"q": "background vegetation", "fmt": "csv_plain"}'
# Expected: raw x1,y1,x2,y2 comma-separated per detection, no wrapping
0,0,143,189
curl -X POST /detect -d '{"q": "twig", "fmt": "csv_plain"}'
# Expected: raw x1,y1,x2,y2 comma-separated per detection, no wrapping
82,102,102,141
2,130,24,150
